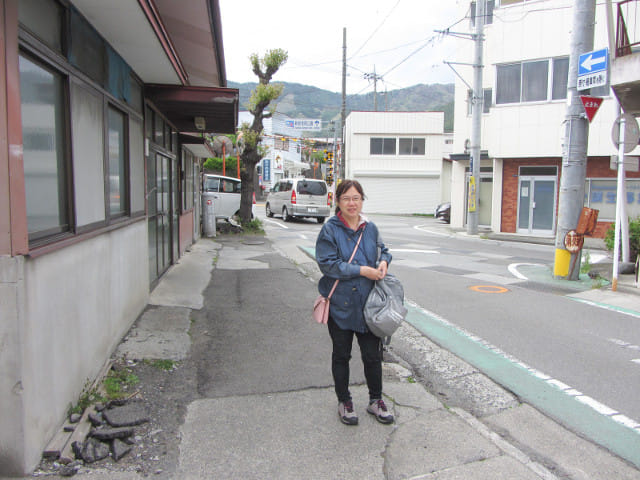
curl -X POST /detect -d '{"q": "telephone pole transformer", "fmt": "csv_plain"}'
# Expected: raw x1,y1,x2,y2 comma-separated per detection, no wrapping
554,0,596,280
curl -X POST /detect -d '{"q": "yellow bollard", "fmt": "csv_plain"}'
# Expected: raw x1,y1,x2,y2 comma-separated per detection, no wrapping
554,248,571,277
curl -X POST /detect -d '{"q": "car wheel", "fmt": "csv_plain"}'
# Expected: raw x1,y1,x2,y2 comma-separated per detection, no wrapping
282,206,290,222
266,203,274,217
317,217,325,224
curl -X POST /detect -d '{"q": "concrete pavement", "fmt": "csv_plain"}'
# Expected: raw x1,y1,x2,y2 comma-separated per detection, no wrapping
21,228,640,479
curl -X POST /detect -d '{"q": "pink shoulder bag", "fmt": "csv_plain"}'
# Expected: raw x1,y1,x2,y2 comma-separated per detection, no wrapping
313,231,363,324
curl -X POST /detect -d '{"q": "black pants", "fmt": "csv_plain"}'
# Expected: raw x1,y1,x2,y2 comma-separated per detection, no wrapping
328,316,382,403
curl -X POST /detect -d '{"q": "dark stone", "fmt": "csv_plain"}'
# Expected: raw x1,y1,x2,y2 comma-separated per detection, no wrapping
71,441,83,460
81,438,110,463
69,413,81,423
94,402,106,412
103,402,150,427
59,463,79,477
64,424,76,432
88,412,103,427
90,427,134,441
111,439,132,461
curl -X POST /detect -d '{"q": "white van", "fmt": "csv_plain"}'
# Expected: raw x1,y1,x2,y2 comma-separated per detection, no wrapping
201,174,242,221
265,178,330,223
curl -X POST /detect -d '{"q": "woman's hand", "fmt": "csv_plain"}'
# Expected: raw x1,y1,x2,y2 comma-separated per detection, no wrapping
378,260,388,279
360,262,387,281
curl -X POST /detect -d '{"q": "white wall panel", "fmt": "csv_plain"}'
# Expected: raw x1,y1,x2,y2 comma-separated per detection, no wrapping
356,176,440,215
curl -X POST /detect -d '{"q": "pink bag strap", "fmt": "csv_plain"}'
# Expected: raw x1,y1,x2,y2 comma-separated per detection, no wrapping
326,231,364,300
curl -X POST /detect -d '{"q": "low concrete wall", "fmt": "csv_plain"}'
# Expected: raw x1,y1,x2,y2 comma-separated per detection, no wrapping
0,255,26,475
4,221,149,474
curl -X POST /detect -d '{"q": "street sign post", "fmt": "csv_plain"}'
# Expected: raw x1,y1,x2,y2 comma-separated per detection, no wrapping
577,48,608,91
612,113,640,153
579,96,603,122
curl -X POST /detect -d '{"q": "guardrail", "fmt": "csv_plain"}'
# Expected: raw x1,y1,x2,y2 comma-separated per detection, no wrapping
617,0,640,57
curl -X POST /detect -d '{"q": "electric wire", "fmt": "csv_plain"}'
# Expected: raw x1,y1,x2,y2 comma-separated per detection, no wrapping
348,0,402,60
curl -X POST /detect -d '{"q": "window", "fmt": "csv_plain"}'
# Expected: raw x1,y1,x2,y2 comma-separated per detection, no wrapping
552,57,569,100
471,1,494,26
107,107,127,217
275,138,289,150
585,179,640,220
19,54,70,241
69,8,105,84
467,88,493,115
370,137,396,155
496,63,521,104
399,138,426,155
522,60,548,102
18,0,63,52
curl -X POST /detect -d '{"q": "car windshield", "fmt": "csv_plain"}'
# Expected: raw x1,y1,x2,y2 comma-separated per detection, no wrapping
297,181,326,195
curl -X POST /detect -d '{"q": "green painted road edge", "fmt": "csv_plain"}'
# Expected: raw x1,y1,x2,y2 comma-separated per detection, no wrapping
568,296,640,318
405,303,640,469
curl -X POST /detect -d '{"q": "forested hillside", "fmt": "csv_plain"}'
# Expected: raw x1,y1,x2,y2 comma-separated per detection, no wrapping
228,81,455,133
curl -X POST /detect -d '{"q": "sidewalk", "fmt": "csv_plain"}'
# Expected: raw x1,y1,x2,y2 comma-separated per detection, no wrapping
26,233,640,479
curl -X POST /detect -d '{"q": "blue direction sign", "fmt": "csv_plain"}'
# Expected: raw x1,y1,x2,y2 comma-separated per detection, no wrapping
577,48,608,91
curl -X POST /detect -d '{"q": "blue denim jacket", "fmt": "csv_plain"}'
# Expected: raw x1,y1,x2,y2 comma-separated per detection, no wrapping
315,215,392,332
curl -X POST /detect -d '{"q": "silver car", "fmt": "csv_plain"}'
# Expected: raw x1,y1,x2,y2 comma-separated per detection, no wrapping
202,174,242,221
265,178,330,223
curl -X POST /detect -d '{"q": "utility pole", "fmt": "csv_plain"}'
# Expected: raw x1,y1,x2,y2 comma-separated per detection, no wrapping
467,0,485,235
554,0,596,280
364,67,382,112
341,27,347,180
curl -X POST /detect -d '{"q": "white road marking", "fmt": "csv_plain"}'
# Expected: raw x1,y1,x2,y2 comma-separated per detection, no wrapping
632,359,640,365
508,263,545,280
413,224,451,236
405,299,640,434
389,248,439,254
265,219,288,229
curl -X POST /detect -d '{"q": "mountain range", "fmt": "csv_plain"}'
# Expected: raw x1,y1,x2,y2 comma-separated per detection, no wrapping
228,81,455,134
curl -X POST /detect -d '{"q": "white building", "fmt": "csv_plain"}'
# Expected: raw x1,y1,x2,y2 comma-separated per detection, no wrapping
238,111,309,188
344,111,446,215
451,0,640,237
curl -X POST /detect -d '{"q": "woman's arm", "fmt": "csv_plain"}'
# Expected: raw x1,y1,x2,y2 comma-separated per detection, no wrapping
315,227,361,280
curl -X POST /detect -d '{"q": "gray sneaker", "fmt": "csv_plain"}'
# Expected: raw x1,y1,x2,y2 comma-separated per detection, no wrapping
338,400,358,425
367,399,394,424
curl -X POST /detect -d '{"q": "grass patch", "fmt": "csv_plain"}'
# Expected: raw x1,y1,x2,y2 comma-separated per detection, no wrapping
145,359,177,371
69,384,105,415
103,367,139,400
241,218,265,234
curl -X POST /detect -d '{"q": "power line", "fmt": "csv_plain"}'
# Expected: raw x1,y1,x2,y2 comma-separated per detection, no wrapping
349,0,402,59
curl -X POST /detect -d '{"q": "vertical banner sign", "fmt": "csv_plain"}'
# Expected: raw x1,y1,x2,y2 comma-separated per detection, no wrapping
468,176,477,212
263,158,271,182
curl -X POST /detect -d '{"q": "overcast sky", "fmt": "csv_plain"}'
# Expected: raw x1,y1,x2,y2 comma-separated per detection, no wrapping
219,1,467,94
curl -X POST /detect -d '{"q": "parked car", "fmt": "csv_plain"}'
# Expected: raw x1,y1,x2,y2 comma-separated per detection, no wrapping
265,178,330,223
435,202,451,223
202,174,242,221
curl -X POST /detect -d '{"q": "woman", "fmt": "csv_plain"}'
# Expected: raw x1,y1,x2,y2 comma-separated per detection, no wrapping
315,180,394,425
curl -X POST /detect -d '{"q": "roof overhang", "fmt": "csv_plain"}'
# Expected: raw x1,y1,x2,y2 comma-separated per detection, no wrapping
71,0,227,87
449,151,490,161
180,134,217,158
146,84,239,134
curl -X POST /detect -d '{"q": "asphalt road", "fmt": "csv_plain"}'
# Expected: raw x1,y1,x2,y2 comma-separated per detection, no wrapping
259,210,640,428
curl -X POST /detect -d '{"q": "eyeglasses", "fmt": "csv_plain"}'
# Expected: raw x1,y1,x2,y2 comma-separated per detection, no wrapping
340,196,362,203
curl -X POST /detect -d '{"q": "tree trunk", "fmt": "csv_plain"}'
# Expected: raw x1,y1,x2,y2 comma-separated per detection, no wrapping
239,146,259,223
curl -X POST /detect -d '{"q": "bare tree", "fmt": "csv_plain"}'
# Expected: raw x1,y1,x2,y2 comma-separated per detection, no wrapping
238,49,288,223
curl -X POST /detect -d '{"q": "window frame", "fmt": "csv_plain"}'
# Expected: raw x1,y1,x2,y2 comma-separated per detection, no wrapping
18,49,74,245
105,103,130,220
18,1,145,251
370,137,397,155
398,138,426,156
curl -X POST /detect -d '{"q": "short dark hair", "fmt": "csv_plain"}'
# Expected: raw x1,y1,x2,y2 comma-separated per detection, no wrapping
334,179,365,214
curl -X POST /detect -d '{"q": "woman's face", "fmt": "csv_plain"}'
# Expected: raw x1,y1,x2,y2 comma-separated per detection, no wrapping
339,186,363,219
